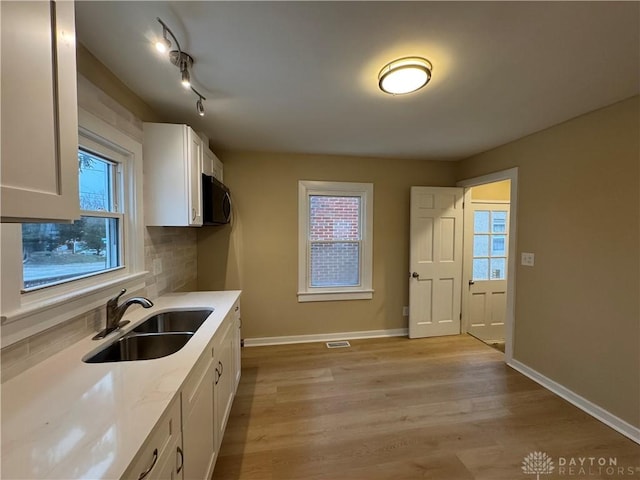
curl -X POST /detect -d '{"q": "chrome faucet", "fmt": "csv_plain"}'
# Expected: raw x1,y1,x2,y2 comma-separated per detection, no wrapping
93,289,154,340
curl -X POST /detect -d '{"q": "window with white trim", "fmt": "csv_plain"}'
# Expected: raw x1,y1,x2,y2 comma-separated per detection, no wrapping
298,181,373,302
22,147,124,290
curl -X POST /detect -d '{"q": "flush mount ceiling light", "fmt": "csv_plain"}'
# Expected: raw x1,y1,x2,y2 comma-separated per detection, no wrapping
378,57,432,95
154,17,206,116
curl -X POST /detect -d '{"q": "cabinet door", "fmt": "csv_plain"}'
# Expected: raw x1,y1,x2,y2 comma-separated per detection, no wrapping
203,148,214,177
214,321,235,448
0,0,79,223
232,304,242,391
182,358,215,480
187,129,203,226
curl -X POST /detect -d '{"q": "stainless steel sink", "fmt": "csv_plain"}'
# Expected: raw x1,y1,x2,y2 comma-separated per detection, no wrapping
131,309,213,334
83,332,193,363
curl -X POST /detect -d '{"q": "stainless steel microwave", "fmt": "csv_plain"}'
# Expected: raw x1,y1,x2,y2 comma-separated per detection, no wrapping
202,174,231,225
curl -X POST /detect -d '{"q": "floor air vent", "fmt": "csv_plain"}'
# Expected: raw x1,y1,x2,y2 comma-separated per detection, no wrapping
326,341,351,348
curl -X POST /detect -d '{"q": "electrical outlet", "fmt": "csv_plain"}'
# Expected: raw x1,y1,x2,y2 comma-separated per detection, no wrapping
402,306,409,317
153,258,163,275
521,252,535,267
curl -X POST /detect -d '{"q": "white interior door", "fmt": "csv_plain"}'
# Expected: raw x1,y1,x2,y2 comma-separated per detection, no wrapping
463,202,510,343
409,187,464,338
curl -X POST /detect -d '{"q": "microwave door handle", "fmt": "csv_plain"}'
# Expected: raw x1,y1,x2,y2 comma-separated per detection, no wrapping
223,192,232,221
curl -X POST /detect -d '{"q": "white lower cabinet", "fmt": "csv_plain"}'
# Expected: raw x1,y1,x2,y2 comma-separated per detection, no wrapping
181,351,216,480
153,436,183,480
133,300,241,480
122,398,182,480
214,320,235,445
232,305,242,392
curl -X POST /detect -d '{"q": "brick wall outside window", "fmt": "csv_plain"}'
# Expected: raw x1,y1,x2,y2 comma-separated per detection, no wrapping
309,196,361,287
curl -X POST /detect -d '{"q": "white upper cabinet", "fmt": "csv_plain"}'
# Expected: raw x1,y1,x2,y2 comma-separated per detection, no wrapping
143,123,203,227
203,147,224,182
1,0,80,223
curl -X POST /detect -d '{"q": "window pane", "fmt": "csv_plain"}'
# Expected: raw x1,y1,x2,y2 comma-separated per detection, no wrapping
79,149,115,212
491,235,506,256
492,211,507,233
22,217,120,289
472,258,489,281
474,211,490,233
490,258,506,280
310,242,359,287
309,195,360,241
473,235,489,257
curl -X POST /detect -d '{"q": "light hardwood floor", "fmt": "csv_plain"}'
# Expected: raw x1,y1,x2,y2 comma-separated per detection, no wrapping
213,335,640,479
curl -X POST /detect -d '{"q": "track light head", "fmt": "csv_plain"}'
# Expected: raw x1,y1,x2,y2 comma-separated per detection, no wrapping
196,97,205,116
155,28,171,53
181,66,191,89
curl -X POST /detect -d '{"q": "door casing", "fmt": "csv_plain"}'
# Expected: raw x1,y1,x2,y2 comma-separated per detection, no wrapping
456,168,518,363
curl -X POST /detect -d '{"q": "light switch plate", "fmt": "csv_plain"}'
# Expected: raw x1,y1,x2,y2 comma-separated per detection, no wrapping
521,252,535,267
402,306,409,317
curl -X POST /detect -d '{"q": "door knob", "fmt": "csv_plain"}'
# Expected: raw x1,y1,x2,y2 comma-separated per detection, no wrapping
412,272,419,279
468,280,475,286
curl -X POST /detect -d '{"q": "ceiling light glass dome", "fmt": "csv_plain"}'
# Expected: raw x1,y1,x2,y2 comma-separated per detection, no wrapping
378,57,432,95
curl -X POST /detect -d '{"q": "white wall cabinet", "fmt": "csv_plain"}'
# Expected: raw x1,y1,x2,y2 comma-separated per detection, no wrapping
143,123,203,226
1,0,80,223
204,147,224,182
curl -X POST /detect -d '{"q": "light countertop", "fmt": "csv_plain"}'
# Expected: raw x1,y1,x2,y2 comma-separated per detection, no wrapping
1,290,241,480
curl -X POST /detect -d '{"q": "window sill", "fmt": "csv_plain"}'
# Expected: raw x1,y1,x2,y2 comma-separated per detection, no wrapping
1,271,148,348
297,289,374,303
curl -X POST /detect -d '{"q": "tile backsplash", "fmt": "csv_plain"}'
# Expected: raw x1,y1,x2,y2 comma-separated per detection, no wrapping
1,75,198,382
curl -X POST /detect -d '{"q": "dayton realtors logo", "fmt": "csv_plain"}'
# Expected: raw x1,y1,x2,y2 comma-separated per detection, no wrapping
522,451,555,480
522,452,640,478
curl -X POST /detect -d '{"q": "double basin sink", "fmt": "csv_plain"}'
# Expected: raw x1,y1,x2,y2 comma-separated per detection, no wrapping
84,309,213,363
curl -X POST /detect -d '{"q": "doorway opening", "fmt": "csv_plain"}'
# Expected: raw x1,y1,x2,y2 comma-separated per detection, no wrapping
457,168,518,363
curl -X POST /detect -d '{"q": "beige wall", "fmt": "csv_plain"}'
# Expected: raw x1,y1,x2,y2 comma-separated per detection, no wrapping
197,152,457,338
470,179,510,201
456,96,640,427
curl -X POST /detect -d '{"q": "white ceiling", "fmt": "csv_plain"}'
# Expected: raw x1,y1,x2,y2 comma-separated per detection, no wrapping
75,1,639,161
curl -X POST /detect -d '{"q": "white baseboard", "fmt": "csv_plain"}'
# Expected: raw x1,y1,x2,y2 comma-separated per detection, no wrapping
243,328,408,347
509,359,640,445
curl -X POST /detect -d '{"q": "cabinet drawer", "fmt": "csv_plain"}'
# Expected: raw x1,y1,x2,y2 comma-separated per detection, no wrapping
122,398,181,480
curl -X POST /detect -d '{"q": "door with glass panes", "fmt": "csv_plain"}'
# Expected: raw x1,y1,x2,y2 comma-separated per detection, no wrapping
463,203,510,343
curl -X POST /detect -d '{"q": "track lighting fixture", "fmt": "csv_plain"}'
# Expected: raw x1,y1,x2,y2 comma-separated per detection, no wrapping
155,17,206,116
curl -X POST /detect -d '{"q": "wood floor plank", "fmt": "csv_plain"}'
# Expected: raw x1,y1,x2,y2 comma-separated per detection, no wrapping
214,335,640,479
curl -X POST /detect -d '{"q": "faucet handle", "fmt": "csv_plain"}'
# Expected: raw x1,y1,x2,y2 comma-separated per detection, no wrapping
108,288,127,306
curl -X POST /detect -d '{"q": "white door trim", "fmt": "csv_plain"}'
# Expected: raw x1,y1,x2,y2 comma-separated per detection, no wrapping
457,168,518,363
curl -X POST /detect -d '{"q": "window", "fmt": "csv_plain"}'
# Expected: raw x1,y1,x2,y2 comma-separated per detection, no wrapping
298,181,373,302
1,109,145,347
472,210,508,281
22,149,123,290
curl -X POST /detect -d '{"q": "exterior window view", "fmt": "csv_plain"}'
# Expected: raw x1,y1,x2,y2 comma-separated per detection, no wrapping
472,210,508,281
21,149,121,289
309,195,361,287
